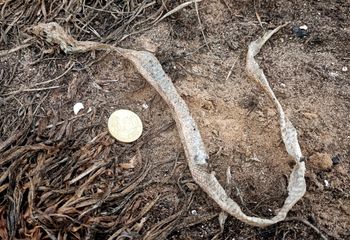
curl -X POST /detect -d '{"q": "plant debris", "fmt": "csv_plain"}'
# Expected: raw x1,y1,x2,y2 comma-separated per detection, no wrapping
27,21,307,228
1,1,349,239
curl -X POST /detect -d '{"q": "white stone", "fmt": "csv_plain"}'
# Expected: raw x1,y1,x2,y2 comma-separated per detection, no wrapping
142,103,149,110
73,102,84,115
324,180,329,187
299,25,308,30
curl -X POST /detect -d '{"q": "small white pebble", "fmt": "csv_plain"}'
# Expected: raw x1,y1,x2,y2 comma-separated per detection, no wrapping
342,66,348,72
191,210,197,215
73,102,84,115
280,83,286,88
299,25,308,30
87,107,92,113
324,180,329,187
142,103,149,110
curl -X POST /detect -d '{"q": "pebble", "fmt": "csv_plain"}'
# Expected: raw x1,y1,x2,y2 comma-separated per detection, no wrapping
324,180,330,187
73,102,84,115
342,66,348,72
331,155,342,165
299,25,308,30
142,103,149,110
303,112,318,120
292,26,308,38
308,152,333,171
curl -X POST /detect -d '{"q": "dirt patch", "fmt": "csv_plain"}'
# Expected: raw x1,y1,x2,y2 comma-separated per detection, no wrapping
1,0,349,239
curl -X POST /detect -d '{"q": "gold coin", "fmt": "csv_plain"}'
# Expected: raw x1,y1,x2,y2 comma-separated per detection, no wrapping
108,109,143,143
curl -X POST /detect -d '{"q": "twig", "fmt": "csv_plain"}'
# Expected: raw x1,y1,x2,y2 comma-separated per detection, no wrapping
225,55,239,81
2,85,62,97
221,0,234,16
33,61,74,86
194,0,210,51
112,0,200,44
249,153,262,162
254,0,264,31
77,0,115,38
154,0,202,24
37,114,88,131
0,43,32,57
285,217,328,240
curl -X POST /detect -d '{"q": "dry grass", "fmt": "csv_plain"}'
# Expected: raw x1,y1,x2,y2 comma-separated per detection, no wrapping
0,1,202,239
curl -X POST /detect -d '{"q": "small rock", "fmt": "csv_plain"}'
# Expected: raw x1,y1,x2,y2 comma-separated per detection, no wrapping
324,179,330,187
342,66,348,72
331,154,342,165
73,102,84,115
185,182,198,191
292,26,308,38
308,152,333,171
142,103,149,110
191,210,198,215
303,112,318,120
299,25,308,30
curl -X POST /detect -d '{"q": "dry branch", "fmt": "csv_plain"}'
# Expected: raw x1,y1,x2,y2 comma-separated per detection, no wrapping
29,22,306,227
0,43,32,57
154,0,202,24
